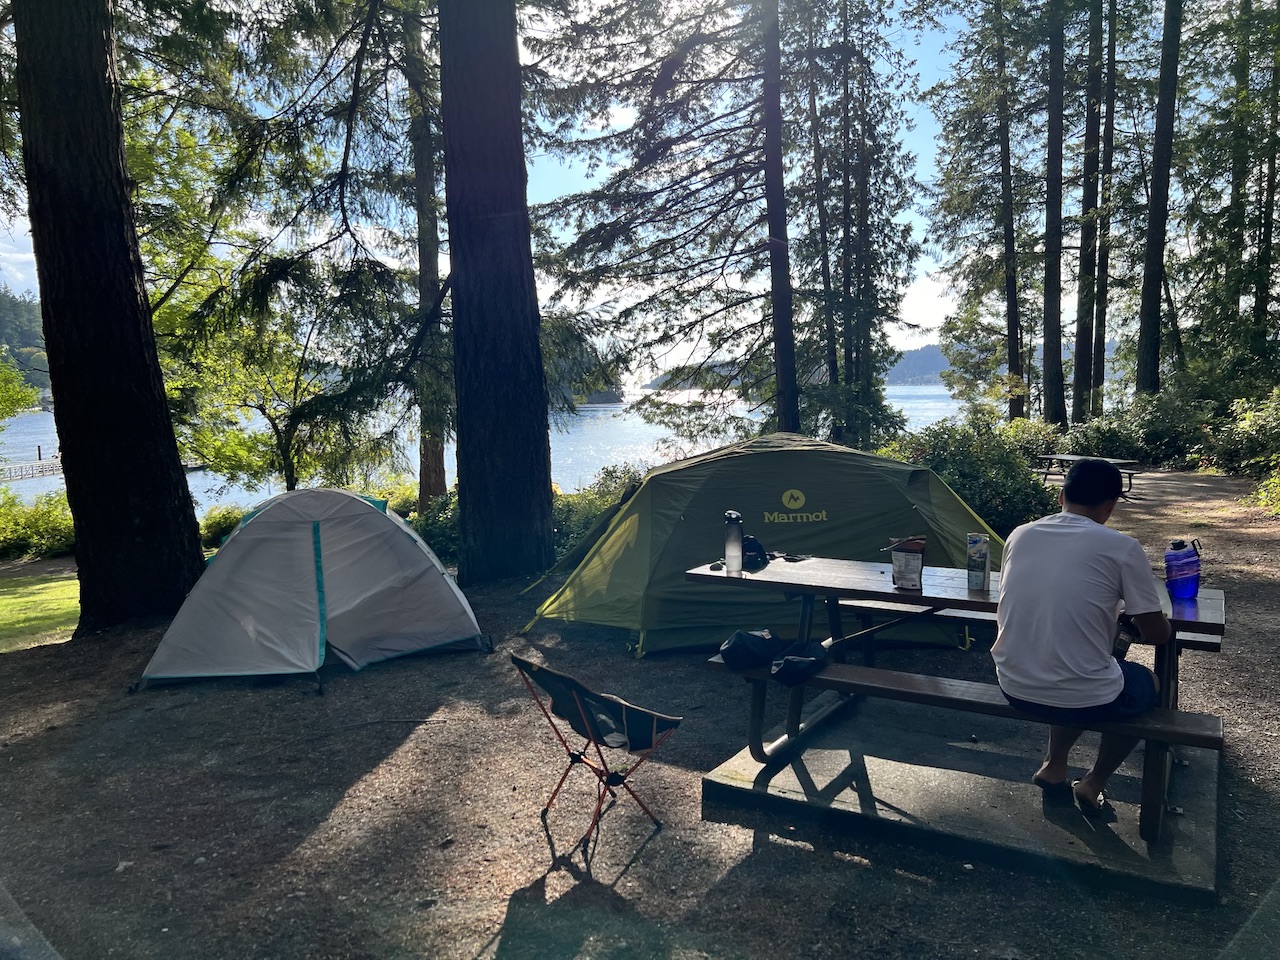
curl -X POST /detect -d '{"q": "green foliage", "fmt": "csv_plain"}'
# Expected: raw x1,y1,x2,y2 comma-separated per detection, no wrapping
407,463,647,568
198,504,248,549
1061,387,1215,468
998,418,1061,461
551,462,645,557
0,490,76,560
878,415,1059,538
411,489,460,565
386,485,420,519
0,355,38,421
1213,388,1280,478
1249,472,1280,516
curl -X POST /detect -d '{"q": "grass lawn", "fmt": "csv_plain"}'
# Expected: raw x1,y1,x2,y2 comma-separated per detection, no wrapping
0,575,78,653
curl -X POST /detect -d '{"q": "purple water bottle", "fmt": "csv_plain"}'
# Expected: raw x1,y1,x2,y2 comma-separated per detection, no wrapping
1164,538,1201,599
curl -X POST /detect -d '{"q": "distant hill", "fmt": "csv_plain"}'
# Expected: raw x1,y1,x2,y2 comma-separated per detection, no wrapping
886,344,947,385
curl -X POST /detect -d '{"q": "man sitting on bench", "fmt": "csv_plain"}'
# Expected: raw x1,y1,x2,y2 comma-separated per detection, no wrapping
992,458,1171,814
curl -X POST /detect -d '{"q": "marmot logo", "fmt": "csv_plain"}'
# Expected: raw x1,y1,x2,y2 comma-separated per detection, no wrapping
782,489,806,509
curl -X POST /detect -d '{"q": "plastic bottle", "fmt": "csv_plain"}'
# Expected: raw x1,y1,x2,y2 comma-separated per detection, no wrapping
1164,538,1202,599
724,510,744,577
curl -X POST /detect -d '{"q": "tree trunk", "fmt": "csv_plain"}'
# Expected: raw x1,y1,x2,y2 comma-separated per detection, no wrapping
994,0,1024,421
806,30,840,436
1254,32,1279,336
12,0,204,635
839,0,855,438
1136,0,1183,395
1071,0,1103,424
402,7,449,507
1092,0,1118,417
761,0,800,433
1224,0,1252,333
1042,0,1067,426
853,56,874,449
438,0,554,583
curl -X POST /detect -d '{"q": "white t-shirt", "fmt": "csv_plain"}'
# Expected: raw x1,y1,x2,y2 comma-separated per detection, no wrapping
992,512,1164,708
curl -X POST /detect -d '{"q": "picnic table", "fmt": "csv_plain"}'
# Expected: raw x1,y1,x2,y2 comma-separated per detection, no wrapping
1036,453,1142,493
688,556,1226,843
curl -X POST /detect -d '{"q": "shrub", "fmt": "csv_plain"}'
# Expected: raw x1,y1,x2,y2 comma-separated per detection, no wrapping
199,504,248,549
0,489,76,560
361,477,419,518
878,414,1059,538
1213,387,1280,478
1059,414,1144,462
411,489,460,564
552,462,646,558
1060,386,1215,469
1251,472,1280,516
998,418,1061,461
408,463,647,568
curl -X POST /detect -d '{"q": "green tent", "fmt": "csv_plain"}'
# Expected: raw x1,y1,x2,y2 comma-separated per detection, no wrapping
530,433,1004,656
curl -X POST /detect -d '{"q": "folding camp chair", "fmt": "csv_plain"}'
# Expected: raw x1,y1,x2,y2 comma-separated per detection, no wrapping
511,654,682,842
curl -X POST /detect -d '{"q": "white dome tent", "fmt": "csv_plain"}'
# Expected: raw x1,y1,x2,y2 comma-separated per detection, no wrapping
139,488,484,687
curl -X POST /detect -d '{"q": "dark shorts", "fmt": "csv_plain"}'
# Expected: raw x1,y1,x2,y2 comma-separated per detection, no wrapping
1002,660,1160,724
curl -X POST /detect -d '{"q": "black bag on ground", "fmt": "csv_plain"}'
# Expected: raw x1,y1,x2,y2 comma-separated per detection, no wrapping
720,629,788,669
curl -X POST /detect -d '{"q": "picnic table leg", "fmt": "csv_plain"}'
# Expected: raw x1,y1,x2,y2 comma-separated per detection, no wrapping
1140,739,1170,843
825,595,845,662
796,594,815,644
743,676,858,765
1140,631,1182,843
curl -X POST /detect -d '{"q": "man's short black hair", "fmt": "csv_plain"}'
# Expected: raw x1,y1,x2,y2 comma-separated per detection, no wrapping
1062,458,1125,506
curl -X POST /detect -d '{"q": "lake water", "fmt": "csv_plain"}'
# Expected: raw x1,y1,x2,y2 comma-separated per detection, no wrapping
1,384,959,512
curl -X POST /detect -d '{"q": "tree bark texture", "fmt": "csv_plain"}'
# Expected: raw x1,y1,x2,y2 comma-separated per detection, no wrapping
12,0,204,634
402,7,449,506
1255,33,1279,335
1225,0,1251,331
438,0,554,583
1042,0,1067,426
804,30,840,440
1137,0,1183,394
1072,0,1103,423
994,0,1024,421
761,0,800,434
1092,0,1119,416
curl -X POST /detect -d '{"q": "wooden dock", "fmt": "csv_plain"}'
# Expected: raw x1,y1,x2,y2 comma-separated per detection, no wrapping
1,458,63,482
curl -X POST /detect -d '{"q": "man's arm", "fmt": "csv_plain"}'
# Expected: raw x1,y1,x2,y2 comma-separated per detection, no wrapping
1130,611,1171,647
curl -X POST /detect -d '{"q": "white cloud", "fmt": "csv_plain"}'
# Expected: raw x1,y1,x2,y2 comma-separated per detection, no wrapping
895,271,953,349
0,218,37,295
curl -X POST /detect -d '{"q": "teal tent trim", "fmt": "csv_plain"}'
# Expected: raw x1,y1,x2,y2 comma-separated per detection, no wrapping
312,520,327,666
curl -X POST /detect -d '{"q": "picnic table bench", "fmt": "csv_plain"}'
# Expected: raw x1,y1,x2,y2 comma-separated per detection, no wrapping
1036,453,1142,493
688,557,1226,844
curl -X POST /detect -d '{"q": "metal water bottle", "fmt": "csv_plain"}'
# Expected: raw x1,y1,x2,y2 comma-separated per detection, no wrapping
724,510,744,577
1164,538,1202,600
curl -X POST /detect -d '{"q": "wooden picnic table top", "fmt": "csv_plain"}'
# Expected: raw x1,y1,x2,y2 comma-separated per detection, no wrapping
685,557,1225,638
1035,453,1141,470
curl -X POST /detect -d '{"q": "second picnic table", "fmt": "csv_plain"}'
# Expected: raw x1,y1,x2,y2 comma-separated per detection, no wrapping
1035,453,1142,493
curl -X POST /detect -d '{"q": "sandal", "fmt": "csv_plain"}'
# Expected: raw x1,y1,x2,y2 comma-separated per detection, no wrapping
1032,776,1074,801
1072,781,1110,815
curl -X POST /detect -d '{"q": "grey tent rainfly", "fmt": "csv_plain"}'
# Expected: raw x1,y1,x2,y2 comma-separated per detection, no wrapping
138,489,484,687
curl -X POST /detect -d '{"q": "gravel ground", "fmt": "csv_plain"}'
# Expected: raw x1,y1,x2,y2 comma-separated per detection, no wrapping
0,470,1277,960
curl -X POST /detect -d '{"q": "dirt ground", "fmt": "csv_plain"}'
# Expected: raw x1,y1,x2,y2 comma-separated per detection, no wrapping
1,470,1278,960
